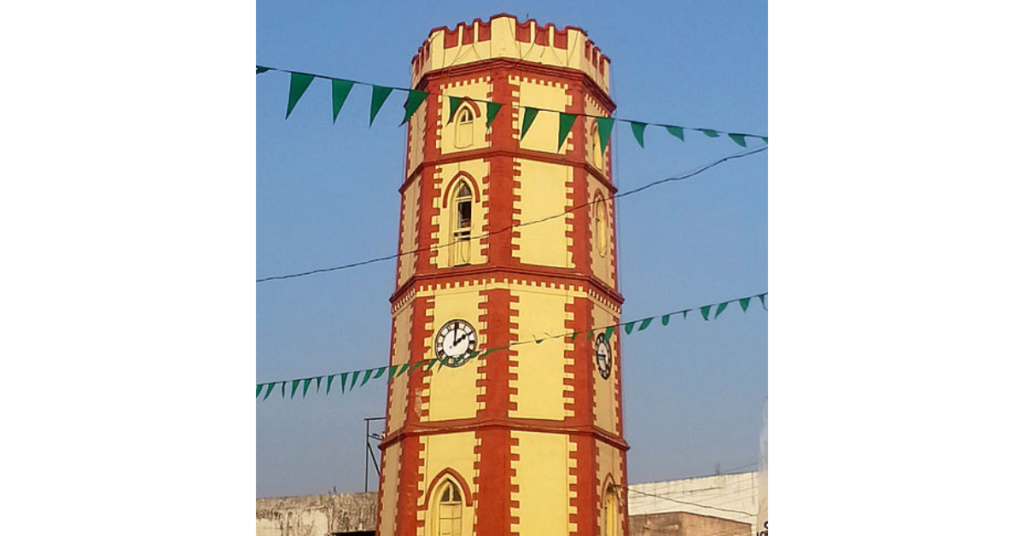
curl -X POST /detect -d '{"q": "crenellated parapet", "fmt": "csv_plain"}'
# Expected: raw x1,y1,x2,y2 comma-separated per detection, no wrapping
411,14,611,94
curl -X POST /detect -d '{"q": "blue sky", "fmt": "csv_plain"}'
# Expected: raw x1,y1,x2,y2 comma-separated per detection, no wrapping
257,0,766,498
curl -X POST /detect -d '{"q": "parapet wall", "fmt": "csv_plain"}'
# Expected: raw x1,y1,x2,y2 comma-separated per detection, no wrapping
411,14,611,93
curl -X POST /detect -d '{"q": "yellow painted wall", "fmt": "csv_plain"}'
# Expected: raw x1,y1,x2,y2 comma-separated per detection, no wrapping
398,177,420,287
414,16,610,94
379,442,402,536
388,302,413,435
422,285,486,422
591,299,619,434
513,158,574,269
511,431,572,536
587,176,616,289
422,432,478,536
432,160,490,270
595,440,623,536
408,99,426,173
513,78,571,154
440,80,492,155
510,287,574,420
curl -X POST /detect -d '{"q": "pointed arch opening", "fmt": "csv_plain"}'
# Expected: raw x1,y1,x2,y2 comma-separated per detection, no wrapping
591,122,604,170
451,178,474,266
602,481,621,536
454,103,476,149
426,469,471,536
595,193,609,257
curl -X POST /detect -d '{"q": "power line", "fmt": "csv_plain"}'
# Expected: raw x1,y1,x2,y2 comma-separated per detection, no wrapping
257,145,767,283
621,486,755,518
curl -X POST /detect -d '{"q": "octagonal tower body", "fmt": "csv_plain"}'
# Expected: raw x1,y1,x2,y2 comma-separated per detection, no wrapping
378,15,628,536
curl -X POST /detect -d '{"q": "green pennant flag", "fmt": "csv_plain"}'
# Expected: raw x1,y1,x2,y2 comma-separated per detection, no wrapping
758,293,767,310
714,302,729,319
486,102,502,128
315,376,323,392
341,372,351,393
256,65,271,74
256,384,264,398
596,116,614,154
401,90,429,125
448,96,465,124
424,359,439,372
761,136,768,143
290,379,301,399
700,305,712,321
699,128,720,138
728,133,747,147
661,314,671,326
263,382,276,400
388,365,400,381
408,359,428,374
570,332,580,342
302,378,313,398
666,126,685,143
739,298,751,312
588,329,595,340
370,85,393,126
286,72,315,119
358,369,373,388
631,121,647,148
638,317,654,331
331,79,355,124
373,367,388,380
326,375,336,395
520,107,539,141
682,310,690,320
282,382,286,398
624,321,636,335
603,325,615,342
558,113,577,150
391,363,409,380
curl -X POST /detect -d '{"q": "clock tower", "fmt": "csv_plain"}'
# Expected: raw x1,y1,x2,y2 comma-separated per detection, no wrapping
377,15,628,536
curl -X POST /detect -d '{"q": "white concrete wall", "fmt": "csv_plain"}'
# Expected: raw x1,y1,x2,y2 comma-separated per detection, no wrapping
628,472,759,536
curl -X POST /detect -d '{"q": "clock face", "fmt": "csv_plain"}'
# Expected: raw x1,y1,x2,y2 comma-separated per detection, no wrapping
595,333,612,380
435,319,478,368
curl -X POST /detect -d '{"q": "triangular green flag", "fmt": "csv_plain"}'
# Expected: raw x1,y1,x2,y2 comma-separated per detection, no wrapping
423,359,438,372
282,382,286,398
396,363,410,377
373,367,388,379
448,96,465,124
358,369,373,387
588,329,595,340
728,133,747,147
603,325,615,342
761,136,768,143
408,360,427,374
486,102,502,128
739,298,751,312
638,317,654,331
682,310,690,320
256,65,271,74
758,293,767,310
256,384,264,398
286,72,315,119
700,305,712,321
369,85,393,126
624,321,636,335
302,378,312,398
596,116,614,154
661,314,671,326
570,332,580,341
290,379,300,399
331,79,355,124
401,90,429,125
666,126,685,143
631,122,647,148
342,371,352,393
315,376,323,392
479,348,500,359
326,375,335,395
388,365,400,381
700,128,720,138
520,107,539,141
714,302,729,319
263,382,275,400
558,113,577,150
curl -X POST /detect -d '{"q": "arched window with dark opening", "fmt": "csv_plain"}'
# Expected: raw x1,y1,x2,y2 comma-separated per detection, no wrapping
595,194,609,257
452,181,473,266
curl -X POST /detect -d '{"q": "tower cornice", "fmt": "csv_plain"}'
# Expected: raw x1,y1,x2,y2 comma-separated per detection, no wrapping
401,151,615,196
378,418,630,452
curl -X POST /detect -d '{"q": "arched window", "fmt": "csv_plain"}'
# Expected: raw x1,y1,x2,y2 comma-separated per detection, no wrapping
595,195,609,257
455,106,475,149
432,478,464,536
591,123,604,170
603,487,619,536
452,181,473,266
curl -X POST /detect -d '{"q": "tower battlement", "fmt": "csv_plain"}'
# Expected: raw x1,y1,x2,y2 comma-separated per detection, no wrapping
411,14,611,93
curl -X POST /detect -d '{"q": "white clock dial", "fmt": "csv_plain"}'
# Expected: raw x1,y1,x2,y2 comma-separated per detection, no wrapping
595,333,612,380
435,319,478,367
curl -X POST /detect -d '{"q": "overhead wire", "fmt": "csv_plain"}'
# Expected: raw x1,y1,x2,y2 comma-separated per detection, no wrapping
257,145,767,283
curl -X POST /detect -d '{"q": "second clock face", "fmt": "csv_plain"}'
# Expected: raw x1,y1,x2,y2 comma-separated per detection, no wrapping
595,333,612,380
435,319,478,367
